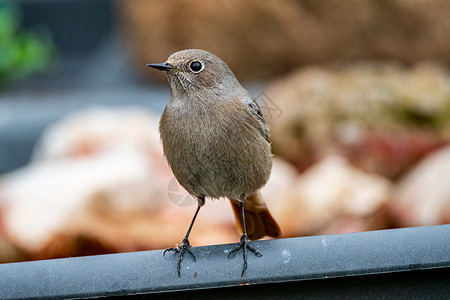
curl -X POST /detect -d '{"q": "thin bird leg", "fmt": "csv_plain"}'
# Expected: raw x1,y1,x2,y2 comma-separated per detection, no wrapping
163,200,202,277
228,201,262,276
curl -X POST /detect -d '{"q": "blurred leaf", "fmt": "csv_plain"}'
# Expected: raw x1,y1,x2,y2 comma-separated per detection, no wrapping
0,4,19,41
0,4,55,90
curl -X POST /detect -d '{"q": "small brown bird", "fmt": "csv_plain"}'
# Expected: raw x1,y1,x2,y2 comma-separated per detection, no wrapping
147,49,281,277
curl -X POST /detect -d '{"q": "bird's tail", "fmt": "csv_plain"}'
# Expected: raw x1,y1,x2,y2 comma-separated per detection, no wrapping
229,191,281,240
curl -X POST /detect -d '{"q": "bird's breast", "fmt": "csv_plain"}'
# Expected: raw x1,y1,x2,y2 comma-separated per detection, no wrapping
159,100,272,199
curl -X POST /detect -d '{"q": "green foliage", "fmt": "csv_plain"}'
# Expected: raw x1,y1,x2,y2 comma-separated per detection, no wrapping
0,4,54,90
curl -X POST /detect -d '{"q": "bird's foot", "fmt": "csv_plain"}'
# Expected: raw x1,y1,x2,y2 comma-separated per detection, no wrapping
228,233,262,276
163,238,196,277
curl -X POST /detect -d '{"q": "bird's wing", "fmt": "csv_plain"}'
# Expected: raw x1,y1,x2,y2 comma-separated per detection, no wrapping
244,98,269,143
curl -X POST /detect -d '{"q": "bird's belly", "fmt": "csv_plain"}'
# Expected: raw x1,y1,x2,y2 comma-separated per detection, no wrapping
165,135,271,200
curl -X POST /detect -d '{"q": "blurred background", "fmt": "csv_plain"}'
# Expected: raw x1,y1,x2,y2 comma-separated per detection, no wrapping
0,0,449,263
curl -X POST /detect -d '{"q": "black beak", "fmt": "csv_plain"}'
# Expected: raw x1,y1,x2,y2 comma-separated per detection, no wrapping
146,62,173,71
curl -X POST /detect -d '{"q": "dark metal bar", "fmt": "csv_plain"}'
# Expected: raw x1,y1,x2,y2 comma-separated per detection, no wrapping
0,225,449,299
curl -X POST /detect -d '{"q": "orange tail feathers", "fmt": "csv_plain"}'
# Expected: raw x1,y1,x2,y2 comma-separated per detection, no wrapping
230,192,281,240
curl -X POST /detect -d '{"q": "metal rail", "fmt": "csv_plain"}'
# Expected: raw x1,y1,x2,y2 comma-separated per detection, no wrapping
0,225,449,299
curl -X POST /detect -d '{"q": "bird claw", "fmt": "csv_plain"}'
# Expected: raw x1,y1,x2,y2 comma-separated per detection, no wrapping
163,238,196,277
228,234,262,276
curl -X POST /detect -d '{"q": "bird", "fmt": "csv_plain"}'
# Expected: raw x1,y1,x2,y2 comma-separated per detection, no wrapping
147,49,281,277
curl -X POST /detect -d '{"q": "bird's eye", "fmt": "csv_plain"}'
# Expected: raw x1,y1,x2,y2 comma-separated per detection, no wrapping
189,61,203,73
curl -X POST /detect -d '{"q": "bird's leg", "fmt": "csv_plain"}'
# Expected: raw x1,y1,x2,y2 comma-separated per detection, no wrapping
228,201,262,276
164,199,203,277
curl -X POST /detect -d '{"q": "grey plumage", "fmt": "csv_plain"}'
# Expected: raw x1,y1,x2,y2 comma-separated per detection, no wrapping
148,49,280,278
158,49,272,202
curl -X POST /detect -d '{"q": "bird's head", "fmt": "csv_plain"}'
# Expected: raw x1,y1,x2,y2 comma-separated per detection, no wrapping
147,49,240,94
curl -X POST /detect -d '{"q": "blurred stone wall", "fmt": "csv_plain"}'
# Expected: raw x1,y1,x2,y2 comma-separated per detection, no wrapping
118,0,450,81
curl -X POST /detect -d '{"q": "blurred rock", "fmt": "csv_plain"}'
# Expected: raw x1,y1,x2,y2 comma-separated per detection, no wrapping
276,155,392,237
260,157,298,238
392,146,450,227
0,232,24,263
0,108,165,256
0,146,160,252
32,107,164,162
118,0,450,81
0,107,238,261
266,64,450,178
